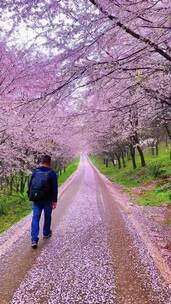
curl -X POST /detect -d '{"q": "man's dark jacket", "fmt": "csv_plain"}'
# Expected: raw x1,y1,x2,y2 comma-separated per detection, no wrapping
28,166,58,203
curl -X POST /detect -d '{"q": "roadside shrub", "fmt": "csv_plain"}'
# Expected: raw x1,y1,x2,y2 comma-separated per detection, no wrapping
18,192,27,202
149,163,166,178
0,202,8,216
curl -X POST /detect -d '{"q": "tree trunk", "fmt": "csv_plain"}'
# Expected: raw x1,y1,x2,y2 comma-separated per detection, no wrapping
127,151,130,161
156,141,159,156
15,177,19,192
111,159,116,166
165,123,171,141
105,158,108,168
10,175,14,195
137,145,146,167
121,152,126,168
116,155,121,169
20,172,25,194
151,146,155,156
130,144,137,169
166,134,168,147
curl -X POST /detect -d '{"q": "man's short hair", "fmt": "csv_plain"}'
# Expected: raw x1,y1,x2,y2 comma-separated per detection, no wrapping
41,155,51,165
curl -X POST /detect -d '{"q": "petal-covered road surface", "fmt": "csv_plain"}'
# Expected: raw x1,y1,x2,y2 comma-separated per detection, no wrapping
0,157,171,303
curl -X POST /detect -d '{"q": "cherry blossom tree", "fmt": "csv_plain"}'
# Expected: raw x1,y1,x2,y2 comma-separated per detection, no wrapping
0,0,170,177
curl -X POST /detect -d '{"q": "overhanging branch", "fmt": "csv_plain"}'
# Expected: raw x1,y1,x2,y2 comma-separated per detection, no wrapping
89,0,171,62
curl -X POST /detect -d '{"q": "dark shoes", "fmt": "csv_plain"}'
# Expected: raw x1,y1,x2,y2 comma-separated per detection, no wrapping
31,231,52,248
43,230,52,239
31,241,38,249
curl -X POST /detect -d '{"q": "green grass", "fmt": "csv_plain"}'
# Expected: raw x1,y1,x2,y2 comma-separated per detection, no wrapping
58,158,79,186
136,185,171,206
0,193,31,233
91,156,153,188
0,158,79,233
90,144,171,207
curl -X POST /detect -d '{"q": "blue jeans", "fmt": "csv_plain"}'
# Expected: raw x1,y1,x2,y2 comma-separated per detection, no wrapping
31,202,52,242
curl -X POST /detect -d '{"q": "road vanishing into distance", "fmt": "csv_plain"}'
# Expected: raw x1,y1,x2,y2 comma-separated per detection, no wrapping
0,156,170,304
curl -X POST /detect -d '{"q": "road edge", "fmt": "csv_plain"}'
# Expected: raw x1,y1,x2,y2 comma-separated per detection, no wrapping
89,157,171,285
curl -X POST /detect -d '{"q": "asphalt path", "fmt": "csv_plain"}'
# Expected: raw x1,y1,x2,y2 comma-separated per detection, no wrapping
0,156,170,303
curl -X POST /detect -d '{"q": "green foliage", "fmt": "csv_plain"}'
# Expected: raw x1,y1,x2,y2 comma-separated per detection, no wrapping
0,202,8,216
148,163,166,178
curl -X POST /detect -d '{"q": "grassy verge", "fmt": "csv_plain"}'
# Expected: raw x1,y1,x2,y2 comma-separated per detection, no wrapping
0,193,31,233
90,145,171,207
58,158,79,186
0,158,79,233
136,185,170,206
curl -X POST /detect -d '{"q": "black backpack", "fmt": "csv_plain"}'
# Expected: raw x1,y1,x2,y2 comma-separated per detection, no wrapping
29,169,52,202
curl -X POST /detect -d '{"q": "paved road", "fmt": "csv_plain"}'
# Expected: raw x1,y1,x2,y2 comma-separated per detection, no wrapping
0,157,170,303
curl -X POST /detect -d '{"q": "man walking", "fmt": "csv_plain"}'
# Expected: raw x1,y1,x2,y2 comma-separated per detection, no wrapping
28,155,58,249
